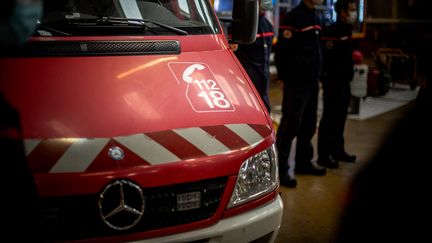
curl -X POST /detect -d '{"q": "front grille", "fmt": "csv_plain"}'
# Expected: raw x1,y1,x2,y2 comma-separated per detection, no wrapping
40,177,227,242
7,40,180,57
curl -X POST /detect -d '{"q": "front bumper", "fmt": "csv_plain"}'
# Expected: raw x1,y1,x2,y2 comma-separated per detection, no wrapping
129,195,283,243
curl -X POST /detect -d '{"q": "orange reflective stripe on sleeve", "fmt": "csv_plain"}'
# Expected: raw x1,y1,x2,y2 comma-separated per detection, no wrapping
256,32,274,38
279,25,321,32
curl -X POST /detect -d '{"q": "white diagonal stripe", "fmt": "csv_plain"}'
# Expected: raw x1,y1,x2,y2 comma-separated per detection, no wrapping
225,124,264,147
23,139,41,156
173,127,230,156
115,134,180,164
50,138,109,173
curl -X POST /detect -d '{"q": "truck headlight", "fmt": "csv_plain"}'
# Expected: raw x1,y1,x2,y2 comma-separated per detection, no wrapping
228,144,279,208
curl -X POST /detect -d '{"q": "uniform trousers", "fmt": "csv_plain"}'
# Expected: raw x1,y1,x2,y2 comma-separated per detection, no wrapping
276,79,319,174
318,78,351,158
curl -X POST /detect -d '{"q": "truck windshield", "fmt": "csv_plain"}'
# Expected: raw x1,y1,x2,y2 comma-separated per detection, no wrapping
37,0,220,36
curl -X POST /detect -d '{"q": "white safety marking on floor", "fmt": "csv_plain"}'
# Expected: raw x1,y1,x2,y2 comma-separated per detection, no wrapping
173,127,230,156
50,138,109,173
225,124,264,147
23,139,41,156
115,134,180,165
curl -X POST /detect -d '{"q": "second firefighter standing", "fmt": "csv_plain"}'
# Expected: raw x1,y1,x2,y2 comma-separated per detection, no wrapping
317,0,358,169
275,0,327,188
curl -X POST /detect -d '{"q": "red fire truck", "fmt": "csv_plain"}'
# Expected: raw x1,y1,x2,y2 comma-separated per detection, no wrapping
0,0,282,242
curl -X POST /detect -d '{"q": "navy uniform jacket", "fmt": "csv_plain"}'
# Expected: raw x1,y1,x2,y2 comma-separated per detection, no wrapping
321,19,354,83
275,1,322,84
235,14,274,110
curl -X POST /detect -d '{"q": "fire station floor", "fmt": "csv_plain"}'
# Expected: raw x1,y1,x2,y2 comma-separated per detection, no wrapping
268,81,415,243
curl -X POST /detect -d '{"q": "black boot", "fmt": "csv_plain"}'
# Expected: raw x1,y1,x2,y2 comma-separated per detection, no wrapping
279,173,297,188
332,151,356,162
278,154,297,188
295,162,327,176
317,156,339,168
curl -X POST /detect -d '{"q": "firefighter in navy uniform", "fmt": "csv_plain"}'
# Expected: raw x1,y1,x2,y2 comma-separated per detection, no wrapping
317,0,357,169
275,0,327,188
234,0,274,112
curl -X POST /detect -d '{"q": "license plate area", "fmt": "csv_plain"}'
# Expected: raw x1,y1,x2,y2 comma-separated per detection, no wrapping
177,191,201,211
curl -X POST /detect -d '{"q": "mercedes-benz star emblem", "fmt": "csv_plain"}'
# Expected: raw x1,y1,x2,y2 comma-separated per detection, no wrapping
99,180,145,230
108,146,124,161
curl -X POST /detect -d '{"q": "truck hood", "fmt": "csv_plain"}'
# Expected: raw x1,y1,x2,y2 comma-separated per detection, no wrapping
0,35,273,176
1,35,269,138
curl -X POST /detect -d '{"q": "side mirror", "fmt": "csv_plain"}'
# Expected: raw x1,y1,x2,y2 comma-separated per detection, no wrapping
230,0,258,44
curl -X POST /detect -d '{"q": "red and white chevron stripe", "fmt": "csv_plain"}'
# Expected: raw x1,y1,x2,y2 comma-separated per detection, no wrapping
24,124,271,174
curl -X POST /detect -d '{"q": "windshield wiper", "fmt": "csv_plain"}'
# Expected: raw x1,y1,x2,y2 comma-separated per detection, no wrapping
36,24,71,36
66,16,188,35
105,17,188,35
